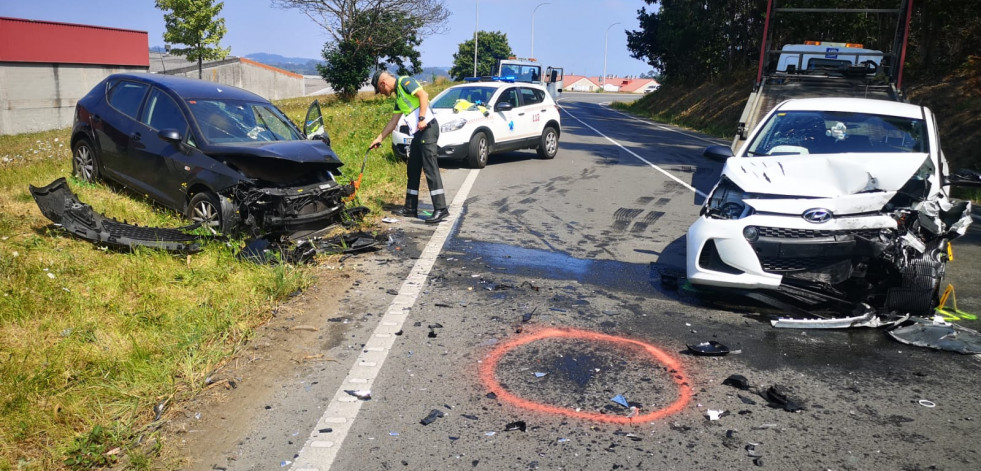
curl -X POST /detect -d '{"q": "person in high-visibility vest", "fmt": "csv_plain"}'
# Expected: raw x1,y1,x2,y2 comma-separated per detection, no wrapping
369,70,449,223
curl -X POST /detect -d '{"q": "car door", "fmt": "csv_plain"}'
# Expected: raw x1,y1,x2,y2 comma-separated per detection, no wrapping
97,80,149,184
490,87,521,147
129,87,192,208
518,87,548,140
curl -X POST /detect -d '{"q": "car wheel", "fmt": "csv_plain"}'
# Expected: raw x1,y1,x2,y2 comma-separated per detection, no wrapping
536,126,558,159
187,192,224,234
391,143,408,161
467,132,489,169
72,138,100,182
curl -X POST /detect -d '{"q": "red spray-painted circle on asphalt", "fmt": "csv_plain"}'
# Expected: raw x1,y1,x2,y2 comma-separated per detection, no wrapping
478,327,692,424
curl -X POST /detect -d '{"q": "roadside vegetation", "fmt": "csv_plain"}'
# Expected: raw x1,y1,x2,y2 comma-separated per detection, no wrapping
0,84,445,469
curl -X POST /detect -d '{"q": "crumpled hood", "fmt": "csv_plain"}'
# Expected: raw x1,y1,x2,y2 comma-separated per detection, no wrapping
723,153,931,197
205,140,343,166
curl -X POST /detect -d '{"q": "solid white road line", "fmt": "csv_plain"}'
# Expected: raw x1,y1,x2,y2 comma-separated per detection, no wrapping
559,104,709,199
291,169,482,471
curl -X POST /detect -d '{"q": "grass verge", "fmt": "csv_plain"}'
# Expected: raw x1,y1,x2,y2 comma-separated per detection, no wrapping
0,85,445,469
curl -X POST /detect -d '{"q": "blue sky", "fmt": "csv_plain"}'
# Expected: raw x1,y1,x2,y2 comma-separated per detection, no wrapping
0,0,655,77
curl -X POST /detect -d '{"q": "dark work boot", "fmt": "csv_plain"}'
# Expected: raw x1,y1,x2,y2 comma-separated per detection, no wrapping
395,194,418,218
426,208,449,224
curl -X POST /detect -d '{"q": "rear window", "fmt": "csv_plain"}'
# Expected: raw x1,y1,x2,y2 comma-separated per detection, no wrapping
520,87,545,105
107,81,149,119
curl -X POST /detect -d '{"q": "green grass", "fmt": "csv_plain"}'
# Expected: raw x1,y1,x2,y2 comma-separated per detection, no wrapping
0,86,448,469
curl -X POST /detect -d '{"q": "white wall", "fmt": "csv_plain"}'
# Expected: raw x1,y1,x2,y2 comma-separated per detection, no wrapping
0,63,146,135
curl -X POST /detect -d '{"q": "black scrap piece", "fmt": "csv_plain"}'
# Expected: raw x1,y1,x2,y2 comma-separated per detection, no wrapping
29,178,203,253
504,421,527,432
420,409,445,426
686,340,730,356
722,374,750,390
238,230,387,264
762,385,803,412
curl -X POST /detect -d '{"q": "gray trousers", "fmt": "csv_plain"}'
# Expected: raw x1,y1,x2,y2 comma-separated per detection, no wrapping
406,120,446,210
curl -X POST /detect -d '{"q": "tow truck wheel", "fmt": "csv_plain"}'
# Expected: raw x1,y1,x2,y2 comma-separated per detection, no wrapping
187,192,224,234
467,132,489,169
537,126,558,159
72,138,100,183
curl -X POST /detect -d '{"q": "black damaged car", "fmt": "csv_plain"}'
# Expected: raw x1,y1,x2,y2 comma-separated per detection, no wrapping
71,73,351,235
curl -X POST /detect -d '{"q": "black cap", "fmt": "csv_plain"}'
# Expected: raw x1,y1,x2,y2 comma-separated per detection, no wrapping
371,70,384,93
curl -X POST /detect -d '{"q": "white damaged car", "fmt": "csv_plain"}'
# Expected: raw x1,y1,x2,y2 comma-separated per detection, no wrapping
687,97,977,316
391,80,561,168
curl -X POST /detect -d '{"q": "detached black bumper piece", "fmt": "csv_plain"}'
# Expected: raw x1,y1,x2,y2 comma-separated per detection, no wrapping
30,178,203,253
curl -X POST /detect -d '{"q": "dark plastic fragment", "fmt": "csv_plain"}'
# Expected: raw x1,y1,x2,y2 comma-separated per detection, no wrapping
504,421,527,432
420,409,445,425
722,374,750,390
762,385,803,412
687,341,730,356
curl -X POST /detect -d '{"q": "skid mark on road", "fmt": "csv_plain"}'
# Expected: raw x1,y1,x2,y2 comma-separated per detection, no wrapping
291,170,481,471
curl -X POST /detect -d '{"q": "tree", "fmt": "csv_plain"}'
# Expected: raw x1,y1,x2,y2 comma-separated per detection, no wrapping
274,0,450,100
155,0,231,79
449,31,514,81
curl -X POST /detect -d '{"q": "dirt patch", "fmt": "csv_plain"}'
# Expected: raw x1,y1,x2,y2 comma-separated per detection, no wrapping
151,265,361,469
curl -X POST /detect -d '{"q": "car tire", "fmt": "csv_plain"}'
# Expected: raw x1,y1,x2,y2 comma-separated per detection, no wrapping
467,132,489,169
391,143,408,161
187,192,225,234
72,137,100,182
536,126,558,159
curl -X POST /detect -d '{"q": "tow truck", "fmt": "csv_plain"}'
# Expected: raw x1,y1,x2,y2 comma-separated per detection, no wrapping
496,57,564,99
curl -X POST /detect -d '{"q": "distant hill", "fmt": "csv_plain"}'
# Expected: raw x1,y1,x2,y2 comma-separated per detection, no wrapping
243,53,450,82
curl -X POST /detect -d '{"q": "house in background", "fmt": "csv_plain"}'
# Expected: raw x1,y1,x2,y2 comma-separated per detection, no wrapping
600,77,661,94
563,75,601,92
0,17,149,135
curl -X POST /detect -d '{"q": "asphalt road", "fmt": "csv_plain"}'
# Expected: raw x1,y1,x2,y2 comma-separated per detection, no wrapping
178,92,981,471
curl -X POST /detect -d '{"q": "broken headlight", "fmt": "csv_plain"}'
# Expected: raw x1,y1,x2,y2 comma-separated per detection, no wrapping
703,178,754,219
440,118,467,133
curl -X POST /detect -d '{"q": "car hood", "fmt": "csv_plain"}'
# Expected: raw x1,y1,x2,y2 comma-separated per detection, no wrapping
204,140,343,166
724,153,931,197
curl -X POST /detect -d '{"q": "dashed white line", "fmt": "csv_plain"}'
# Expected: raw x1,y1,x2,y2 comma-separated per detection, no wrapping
291,169,482,471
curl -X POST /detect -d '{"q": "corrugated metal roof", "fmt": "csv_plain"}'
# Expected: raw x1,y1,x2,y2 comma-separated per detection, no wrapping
0,16,148,67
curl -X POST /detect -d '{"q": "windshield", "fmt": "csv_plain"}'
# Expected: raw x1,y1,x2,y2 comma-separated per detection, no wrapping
746,110,928,156
432,86,497,109
187,99,303,144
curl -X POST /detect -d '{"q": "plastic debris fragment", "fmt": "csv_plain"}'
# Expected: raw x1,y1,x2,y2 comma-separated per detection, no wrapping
888,319,981,354
504,421,527,432
762,385,803,412
611,394,629,408
534,372,547,378
345,390,372,400
707,409,726,421
686,340,730,356
420,409,445,425
722,374,750,390
918,399,936,408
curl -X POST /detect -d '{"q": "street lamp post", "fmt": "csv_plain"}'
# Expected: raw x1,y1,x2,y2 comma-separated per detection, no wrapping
473,0,479,77
602,22,621,89
531,2,550,57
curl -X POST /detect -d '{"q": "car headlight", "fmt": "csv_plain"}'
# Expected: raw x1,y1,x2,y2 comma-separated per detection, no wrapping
703,178,753,219
440,118,467,133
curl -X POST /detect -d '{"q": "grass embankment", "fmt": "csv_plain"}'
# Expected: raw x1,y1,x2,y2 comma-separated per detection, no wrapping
0,86,442,469
614,66,981,176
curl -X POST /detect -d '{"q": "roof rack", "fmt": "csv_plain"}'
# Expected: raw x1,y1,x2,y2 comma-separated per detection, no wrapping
463,76,516,83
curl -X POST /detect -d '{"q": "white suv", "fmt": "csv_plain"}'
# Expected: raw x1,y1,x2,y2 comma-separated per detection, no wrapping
687,97,974,317
391,80,561,168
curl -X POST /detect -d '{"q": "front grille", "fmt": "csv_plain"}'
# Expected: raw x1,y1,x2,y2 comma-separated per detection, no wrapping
760,257,829,272
756,226,884,240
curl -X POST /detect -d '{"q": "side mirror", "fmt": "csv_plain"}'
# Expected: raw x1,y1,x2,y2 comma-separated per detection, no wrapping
703,145,734,162
495,102,513,112
158,129,182,143
946,168,981,188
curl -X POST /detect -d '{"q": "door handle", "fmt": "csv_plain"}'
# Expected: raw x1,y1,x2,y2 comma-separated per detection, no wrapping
518,112,525,116
131,132,142,141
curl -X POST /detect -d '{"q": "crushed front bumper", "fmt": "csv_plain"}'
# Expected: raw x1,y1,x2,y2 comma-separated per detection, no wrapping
232,180,355,234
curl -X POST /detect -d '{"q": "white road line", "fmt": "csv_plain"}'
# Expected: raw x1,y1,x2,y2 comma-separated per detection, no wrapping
602,105,730,147
291,169,482,471
559,105,709,199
